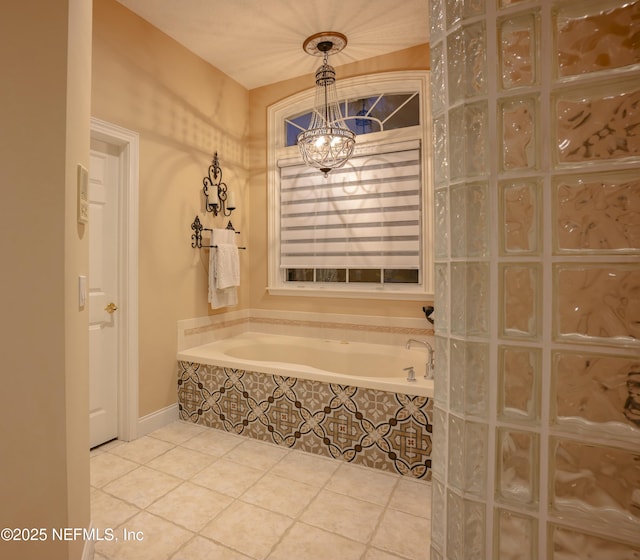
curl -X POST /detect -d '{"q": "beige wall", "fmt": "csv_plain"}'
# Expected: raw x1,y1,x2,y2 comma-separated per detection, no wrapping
93,0,431,418
247,44,431,319
0,0,92,559
92,0,250,416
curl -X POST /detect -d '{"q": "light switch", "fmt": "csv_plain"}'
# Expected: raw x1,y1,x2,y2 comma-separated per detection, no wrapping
77,164,89,224
79,275,87,309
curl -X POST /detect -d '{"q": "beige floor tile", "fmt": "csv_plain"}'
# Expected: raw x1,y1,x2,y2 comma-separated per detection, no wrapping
269,449,340,486
328,463,399,505
388,479,432,519
147,446,215,479
181,428,243,456
301,490,384,543
371,509,431,560
148,481,233,532
148,420,206,445
103,466,182,508
109,436,175,464
91,487,139,530
90,452,138,488
200,501,293,560
223,438,289,470
240,473,319,517
170,536,253,560
190,458,264,497
95,511,193,560
268,522,365,560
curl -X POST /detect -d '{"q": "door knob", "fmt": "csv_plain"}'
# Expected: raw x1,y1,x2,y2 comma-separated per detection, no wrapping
105,302,118,314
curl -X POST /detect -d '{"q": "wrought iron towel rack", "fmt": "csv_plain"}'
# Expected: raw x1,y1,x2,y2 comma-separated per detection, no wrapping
190,216,246,250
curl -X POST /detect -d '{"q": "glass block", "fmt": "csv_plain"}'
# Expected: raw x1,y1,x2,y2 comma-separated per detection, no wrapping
464,420,488,496
495,509,537,560
467,262,490,336
496,428,539,506
464,499,486,559
549,523,640,560
499,12,538,90
433,115,449,185
551,437,640,527
554,80,640,166
448,492,487,560
432,405,448,478
500,263,541,339
449,339,465,414
445,0,463,30
450,102,489,179
431,41,446,116
448,415,465,489
434,335,449,407
446,22,487,101
463,0,485,19
498,345,541,423
499,179,541,255
447,490,464,560
435,188,449,259
432,476,446,548
500,96,538,171
552,351,640,436
462,22,487,98
448,414,488,496
553,263,640,347
463,340,490,416
435,263,450,334
553,170,640,254
555,1,640,79
430,0,445,40
450,263,466,337
450,183,489,258
449,106,465,180
465,101,489,176
447,30,465,106
451,263,490,337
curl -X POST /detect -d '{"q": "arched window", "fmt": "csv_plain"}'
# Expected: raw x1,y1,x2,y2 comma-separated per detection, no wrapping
267,71,433,299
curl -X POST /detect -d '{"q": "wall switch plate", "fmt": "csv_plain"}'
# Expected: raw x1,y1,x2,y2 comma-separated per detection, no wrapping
79,275,87,308
77,164,89,224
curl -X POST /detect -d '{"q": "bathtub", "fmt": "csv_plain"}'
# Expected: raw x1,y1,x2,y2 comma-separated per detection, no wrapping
176,331,433,397
177,332,434,479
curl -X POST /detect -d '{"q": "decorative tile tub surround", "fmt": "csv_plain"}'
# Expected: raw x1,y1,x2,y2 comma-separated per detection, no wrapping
177,310,435,479
178,361,433,479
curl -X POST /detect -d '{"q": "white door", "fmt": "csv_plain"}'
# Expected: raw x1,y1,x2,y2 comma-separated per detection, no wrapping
89,140,120,448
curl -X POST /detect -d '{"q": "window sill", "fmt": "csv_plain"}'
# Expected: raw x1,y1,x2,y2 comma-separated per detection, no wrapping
267,286,433,301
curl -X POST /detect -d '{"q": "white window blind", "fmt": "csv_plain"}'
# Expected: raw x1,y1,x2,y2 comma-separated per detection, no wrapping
279,141,421,269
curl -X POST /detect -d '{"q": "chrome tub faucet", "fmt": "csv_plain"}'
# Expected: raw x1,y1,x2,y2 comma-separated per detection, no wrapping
406,338,435,380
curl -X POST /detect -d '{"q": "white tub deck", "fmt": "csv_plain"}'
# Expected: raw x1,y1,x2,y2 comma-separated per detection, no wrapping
177,332,433,397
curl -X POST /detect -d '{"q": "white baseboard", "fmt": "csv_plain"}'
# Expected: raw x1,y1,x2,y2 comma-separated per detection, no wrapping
137,403,179,437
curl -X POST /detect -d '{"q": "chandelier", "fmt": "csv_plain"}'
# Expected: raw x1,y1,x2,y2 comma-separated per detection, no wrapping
297,32,356,177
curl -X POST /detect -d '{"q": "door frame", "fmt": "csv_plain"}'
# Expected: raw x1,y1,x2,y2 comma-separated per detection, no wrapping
90,117,139,442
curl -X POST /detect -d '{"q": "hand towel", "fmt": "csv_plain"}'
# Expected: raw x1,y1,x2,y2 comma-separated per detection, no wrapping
208,228,239,309
215,236,240,290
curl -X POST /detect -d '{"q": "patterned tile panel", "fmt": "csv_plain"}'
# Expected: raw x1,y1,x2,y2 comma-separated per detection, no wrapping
177,361,433,480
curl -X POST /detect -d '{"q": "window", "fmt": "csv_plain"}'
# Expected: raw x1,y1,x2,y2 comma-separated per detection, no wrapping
267,71,433,299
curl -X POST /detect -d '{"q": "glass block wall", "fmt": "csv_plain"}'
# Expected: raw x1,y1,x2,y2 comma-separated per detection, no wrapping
430,0,640,558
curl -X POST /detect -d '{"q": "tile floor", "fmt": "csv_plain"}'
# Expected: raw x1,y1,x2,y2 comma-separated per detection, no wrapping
91,420,432,560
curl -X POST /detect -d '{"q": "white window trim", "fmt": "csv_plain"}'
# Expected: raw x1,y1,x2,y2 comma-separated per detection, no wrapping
267,71,433,300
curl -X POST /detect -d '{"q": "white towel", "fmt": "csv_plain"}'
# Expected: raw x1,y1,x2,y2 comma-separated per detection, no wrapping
215,243,240,290
208,228,239,309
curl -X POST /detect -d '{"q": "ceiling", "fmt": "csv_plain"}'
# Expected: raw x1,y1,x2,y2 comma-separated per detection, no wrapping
115,0,430,90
